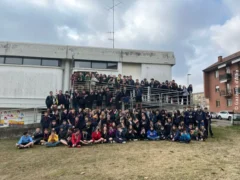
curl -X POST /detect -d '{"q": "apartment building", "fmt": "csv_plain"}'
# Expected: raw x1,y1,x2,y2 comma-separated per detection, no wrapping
203,52,239,113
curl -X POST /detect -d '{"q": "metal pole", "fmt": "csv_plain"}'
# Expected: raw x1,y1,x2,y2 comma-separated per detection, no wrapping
113,0,115,49
187,74,191,86
177,92,179,105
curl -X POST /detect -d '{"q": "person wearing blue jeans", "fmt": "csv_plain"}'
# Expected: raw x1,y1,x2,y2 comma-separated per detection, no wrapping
147,127,159,140
46,130,60,147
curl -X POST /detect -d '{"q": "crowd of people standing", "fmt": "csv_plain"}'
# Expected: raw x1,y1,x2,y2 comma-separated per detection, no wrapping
15,74,213,150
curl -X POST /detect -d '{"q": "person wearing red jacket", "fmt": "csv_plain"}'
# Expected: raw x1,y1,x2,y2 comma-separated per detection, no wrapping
91,126,104,144
70,129,81,148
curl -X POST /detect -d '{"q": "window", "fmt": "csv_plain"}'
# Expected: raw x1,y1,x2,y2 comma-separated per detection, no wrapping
5,57,22,64
227,99,232,107
226,67,230,74
227,83,231,90
216,100,220,107
75,61,91,68
92,62,107,69
234,87,240,94
23,58,41,66
215,86,220,92
0,57,4,64
42,59,59,67
107,62,118,69
74,60,118,69
215,70,219,78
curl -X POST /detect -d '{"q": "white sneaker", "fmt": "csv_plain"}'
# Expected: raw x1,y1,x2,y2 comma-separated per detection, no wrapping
122,141,126,144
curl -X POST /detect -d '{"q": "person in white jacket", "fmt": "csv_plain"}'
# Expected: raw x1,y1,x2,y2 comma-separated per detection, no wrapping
90,73,99,90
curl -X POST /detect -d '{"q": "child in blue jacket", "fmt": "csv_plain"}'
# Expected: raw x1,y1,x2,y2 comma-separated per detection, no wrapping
147,126,159,140
16,132,33,149
179,129,191,143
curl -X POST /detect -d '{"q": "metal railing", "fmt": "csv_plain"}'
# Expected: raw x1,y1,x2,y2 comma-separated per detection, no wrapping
219,73,232,82
220,89,232,97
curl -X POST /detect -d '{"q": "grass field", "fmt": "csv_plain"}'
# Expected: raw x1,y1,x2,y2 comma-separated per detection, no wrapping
1,126,240,180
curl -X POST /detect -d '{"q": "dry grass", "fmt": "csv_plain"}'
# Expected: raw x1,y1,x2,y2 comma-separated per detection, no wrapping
1,126,240,180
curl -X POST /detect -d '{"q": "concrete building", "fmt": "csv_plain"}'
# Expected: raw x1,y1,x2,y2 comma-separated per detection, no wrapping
0,41,175,109
203,52,240,113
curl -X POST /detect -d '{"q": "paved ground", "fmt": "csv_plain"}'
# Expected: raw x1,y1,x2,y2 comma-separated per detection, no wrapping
212,119,231,127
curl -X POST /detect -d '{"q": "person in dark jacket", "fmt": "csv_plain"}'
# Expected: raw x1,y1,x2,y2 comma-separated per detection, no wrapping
59,128,73,146
67,109,76,126
135,85,142,109
60,120,72,131
115,125,126,143
126,124,138,141
164,118,172,137
40,129,50,145
204,107,213,138
61,109,69,124
50,120,60,134
58,127,67,140
158,126,166,140
187,107,195,127
40,112,51,132
115,88,123,110
72,89,79,111
96,89,103,109
73,117,81,129
64,91,71,111
102,126,109,143
139,127,146,140
57,90,66,109
195,106,205,128
169,125,179,141
86,90,95,109
32,128,43,145
105,88,113,108
78,91,86,109
45,91,54,109
80,129,93,145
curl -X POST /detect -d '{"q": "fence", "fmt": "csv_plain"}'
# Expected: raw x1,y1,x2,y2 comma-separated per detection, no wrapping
0,81,193,128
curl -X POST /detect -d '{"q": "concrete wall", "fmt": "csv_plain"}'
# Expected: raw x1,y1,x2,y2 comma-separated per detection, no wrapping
141,64,172,82
0,65,63,108
122,63,141,80
0,41,175,65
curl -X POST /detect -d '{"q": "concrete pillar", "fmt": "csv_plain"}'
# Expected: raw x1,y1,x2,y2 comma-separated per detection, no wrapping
63,60,70,92
118,62,122,74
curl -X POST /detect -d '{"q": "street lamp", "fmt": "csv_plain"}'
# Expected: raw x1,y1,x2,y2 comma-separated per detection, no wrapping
187,74,191,86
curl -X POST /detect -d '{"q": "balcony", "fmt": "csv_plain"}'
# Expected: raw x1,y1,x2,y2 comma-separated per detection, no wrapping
219,73,232,83
234,87,240,94
220,89,233,97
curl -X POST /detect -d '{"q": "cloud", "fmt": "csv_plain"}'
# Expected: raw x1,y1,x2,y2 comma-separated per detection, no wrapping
210,16,240,54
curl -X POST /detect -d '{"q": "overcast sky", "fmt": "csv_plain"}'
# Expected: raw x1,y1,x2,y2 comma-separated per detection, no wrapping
0,0,240,92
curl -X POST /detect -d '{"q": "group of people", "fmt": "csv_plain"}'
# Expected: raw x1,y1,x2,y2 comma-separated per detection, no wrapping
16,106,213,149
46,73,193,113
71,72,193,94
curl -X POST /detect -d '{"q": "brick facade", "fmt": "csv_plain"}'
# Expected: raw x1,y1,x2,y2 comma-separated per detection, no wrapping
203,53,240,113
